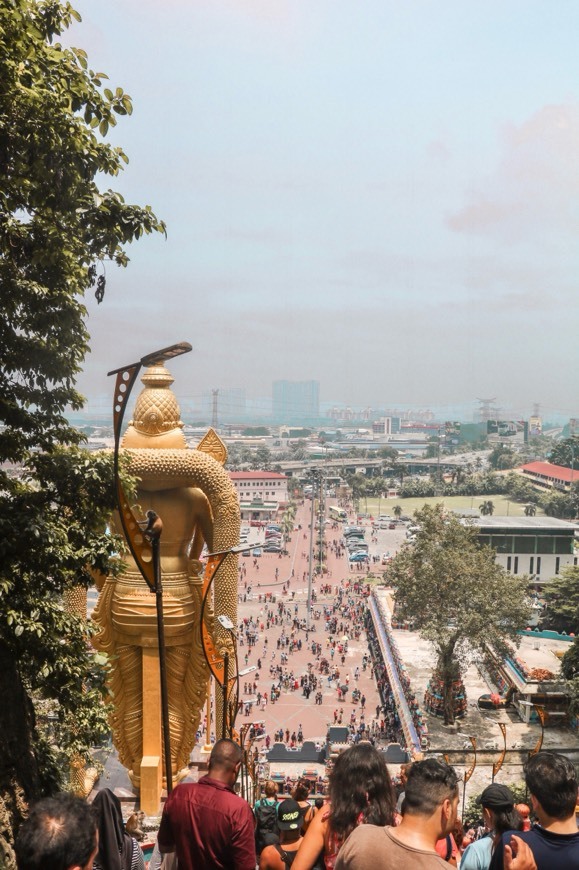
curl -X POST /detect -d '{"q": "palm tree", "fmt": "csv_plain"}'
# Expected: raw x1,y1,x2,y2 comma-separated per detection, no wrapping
393,505,403,519
524,503,537,517
479,500,495,516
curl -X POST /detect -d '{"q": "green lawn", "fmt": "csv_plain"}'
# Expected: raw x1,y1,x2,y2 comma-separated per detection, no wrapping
360,494,543,519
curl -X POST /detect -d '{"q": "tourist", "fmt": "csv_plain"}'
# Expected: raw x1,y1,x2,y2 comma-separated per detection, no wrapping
291,779,315,834
15,793,98,870
92,789,145,870
334,758,459,869
292,743,396,870
254,780,281,856
259,799,304,870
490,751,579,869
157,739,255,870
461,784,522,870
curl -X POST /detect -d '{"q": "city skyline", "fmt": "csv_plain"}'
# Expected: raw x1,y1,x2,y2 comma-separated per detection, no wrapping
67,1,579,418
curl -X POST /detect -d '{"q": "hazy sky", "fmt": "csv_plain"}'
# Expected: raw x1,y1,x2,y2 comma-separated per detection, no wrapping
69,1,579,419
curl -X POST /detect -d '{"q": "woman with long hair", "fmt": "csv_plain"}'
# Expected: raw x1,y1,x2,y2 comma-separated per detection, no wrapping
292,778,315,834
460,784,522,870
293,744,396,870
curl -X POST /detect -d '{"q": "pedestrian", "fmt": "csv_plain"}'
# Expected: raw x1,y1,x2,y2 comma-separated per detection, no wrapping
461,784,522,870
490,751,579,869
333,758,460,870
15,793,98,870
157,739,255,870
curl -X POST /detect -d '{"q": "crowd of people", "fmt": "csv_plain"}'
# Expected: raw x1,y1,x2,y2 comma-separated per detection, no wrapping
13,509,579,870
15,743,579,869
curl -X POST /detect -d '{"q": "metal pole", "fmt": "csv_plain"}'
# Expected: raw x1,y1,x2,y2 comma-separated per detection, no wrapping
152,534,173,794
318,473,324,577
306,478,315,631
222,652,229,740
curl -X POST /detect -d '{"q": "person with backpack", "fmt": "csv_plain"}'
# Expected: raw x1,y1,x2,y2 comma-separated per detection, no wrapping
255,781,281,856
259,799,304,870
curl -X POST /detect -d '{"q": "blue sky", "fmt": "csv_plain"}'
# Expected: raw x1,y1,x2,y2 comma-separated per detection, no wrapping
70,1,579,420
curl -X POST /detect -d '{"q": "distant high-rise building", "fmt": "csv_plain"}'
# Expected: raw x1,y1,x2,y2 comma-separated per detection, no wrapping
272,380,319,423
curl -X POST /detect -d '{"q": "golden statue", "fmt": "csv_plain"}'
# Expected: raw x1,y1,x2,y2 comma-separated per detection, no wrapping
92,363,239,810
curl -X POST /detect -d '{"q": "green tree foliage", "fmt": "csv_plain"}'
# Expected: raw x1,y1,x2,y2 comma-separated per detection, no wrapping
479,500,495,516
539,488,578,519
0,0,164,857
488,446,517,470
387,505,530,724
540,567,579,634
504,473,539,504
254,446,273,470
549,437,579,469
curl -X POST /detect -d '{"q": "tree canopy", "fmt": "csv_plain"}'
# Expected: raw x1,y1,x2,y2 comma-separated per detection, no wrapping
387,504,530,723
0,0,164,860
540,567,579,634
549,437,579,470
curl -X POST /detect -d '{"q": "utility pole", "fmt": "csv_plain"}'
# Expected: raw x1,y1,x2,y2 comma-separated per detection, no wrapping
318,471,325,577
306,469,320,631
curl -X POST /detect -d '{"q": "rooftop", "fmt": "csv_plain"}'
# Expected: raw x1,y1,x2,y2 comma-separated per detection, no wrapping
230,471,288,480
522,461,578,483
468,516,578,531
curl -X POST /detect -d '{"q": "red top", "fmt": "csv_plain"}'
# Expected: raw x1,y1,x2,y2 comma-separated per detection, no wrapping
522,461,577,483
158,776,256,870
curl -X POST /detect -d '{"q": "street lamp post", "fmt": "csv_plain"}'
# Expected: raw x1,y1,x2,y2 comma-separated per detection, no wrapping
199,545,247,742
306,469,320,631
107,341,192,794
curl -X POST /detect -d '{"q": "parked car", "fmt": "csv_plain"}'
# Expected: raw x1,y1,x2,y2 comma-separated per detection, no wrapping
252,548,262,557
263,544,282,553
349,552,369,562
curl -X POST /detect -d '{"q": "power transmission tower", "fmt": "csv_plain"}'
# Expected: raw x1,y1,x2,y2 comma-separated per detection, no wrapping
211,389,219,429
476,397,497,423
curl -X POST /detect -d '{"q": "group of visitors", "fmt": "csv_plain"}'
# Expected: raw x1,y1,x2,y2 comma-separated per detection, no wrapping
13,742,579,870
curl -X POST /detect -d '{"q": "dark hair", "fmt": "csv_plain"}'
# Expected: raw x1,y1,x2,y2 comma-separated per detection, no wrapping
328,744,395,841
292,778,311,802
314,798,324,810
524,752,578,820
403,759,459,817
209,738,243,771
15,793,97,870
490,807,523,848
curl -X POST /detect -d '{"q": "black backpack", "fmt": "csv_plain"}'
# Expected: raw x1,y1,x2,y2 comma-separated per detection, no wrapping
254,799,278,854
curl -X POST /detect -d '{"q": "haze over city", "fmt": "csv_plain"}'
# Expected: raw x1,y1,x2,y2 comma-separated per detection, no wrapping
68,1,579,420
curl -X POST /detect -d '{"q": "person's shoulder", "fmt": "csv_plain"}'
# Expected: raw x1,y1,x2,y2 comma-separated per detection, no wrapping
527,824,579,846
461,836,492,870
343,824,388,846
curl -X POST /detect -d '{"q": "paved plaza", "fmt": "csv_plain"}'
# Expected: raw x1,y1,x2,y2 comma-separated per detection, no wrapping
231,499,384,743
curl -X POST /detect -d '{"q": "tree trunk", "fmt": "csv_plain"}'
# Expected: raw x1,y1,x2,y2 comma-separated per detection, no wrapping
0,644,42,867
438,648,458,726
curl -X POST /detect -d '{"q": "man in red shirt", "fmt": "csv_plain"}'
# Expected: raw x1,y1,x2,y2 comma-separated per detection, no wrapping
158,739,256,870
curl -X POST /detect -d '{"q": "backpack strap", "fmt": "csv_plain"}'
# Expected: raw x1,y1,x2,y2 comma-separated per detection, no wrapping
274,844,295,869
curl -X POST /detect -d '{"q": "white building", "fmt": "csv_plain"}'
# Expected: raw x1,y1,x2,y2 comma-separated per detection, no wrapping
470,516,578,582
229,471,289,523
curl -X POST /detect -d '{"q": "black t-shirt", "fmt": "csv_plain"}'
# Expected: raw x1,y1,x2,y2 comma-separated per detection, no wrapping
489,823,579,870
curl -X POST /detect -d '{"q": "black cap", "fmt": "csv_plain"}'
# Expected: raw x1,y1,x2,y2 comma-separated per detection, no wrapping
477,784,514,810
277,799,301,830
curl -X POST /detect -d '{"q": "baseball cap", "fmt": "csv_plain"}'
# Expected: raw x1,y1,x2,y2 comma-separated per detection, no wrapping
477,784,514,809
277,799,302,830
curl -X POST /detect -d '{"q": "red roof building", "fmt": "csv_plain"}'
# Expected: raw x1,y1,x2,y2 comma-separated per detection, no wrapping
521,461,578,492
